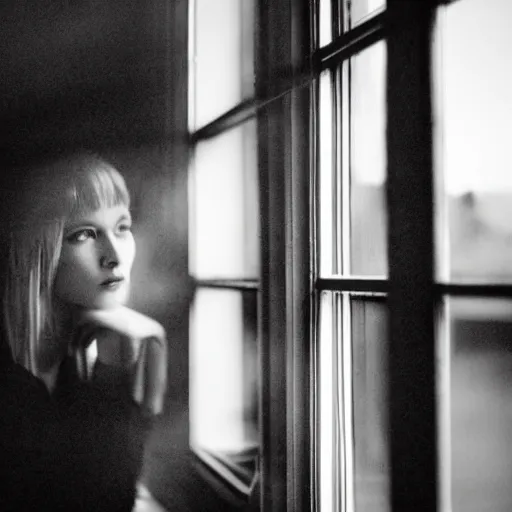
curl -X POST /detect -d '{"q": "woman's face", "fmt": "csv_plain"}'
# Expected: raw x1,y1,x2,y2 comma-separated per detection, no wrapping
53,204,136,310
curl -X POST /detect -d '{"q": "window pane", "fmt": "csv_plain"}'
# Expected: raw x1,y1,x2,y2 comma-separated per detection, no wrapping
318,291,341,511
348,0,386,29
190,0,255,130
447,297,512,512
190,287,259,487
319,70,338,277
350,41,387,276
319,0,333,47
317,293,389,511
434,0,512,282
352,298,390,512
190,119,259,280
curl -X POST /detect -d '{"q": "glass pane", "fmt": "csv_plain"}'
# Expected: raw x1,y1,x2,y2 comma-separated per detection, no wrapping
348,0,386,29
319,0,333,47
318,291,341,511
352,298,390,512
190,119,259,280
190,287,259,487
448,297,512,512
350,41,387,276
434,0,512,282
319,70,338,277
191,0,255,130
318,293,389,511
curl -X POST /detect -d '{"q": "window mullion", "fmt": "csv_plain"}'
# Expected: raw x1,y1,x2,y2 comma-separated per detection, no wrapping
386,2,437,511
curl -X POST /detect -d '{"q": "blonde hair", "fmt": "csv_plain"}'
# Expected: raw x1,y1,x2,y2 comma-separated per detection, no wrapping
2,153,130,374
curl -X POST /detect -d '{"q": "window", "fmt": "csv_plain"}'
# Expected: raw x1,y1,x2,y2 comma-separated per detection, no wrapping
188,0,259,498
186,0,512,511
313,0,512,511
434,0,512,510
314,3,390,511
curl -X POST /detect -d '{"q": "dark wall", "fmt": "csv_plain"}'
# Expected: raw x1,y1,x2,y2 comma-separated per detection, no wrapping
0,0,169,161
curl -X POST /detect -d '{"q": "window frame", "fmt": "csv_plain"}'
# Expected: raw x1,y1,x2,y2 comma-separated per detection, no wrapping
185,1,505,511
311,1,461,511
310,2,505,512
187,0,261,502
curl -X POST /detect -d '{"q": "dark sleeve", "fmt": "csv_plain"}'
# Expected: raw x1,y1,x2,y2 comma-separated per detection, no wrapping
51,359,155,511
0,363,63,511
91,358,155,430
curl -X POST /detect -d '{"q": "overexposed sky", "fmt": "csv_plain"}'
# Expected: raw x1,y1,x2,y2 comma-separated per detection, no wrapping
439,0,512,194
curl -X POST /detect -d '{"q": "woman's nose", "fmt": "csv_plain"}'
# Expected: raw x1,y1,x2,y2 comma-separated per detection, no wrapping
100,237,120,269
100,255,118,269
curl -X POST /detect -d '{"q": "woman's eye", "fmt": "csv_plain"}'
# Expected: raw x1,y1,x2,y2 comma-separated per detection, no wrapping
67,229,96,243
117,223,132,234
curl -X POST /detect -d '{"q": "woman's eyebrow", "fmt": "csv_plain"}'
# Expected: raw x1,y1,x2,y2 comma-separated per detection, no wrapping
117,212,132,223
64,209,132,232
64,219,97,232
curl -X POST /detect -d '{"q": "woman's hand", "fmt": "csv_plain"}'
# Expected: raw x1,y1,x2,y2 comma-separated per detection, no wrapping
78,306,166,344
77,306,168,415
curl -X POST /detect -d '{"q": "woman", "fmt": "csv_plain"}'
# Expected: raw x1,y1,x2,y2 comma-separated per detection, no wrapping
0,153,167,511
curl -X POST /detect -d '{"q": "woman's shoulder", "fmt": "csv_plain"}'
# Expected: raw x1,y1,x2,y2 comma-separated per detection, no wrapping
0,360,57,441
0,360,50,399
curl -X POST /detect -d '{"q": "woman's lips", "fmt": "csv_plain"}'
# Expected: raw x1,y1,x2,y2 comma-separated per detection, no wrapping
100,277,124,289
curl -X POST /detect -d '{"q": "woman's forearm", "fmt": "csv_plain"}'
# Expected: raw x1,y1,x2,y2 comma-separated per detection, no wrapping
133,335,168,415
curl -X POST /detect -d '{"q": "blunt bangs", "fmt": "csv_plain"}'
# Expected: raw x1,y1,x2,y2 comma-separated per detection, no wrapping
66,158,130,219
5,153,131,231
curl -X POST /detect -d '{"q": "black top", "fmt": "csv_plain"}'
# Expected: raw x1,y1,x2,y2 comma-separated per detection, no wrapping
0,354,153,511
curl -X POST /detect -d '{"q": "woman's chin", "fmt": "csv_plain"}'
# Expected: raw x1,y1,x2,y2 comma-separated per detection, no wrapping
76,295,128,311
94,287,130,309
94,296,128,310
